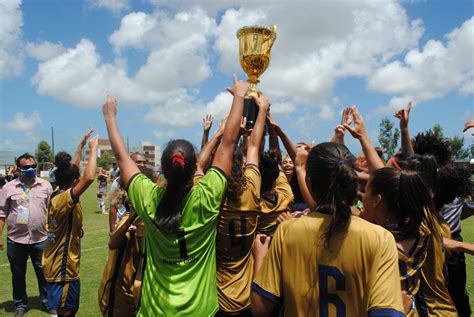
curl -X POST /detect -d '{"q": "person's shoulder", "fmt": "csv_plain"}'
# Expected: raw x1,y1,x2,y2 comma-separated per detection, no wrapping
350,216,395,244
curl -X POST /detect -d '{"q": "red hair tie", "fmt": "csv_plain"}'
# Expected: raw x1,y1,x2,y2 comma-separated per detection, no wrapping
171,152,185,168
390,157,401,170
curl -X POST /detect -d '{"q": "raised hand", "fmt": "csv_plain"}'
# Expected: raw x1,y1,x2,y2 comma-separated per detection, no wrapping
81,128,95,147
253,92,270,112
341,107,353,126
103,95,118,118
226,74,250,99
343,106,368,140
463,119,474,132
394,101,412,129
89,135,99,150
239,116,251,136
295,143,312,170
217,115,228,135
203,114,213,132
266,112,279,129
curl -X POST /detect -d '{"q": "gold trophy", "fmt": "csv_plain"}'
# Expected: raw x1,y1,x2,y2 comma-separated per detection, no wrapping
236,25,276,129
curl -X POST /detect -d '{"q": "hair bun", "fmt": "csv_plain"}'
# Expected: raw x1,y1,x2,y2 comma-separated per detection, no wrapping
55,152,72,170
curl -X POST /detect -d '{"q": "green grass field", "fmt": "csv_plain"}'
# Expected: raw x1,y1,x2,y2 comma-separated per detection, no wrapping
0,184,473,316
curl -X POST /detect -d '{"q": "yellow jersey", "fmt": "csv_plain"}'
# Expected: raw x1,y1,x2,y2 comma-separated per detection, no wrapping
397,223,430,317
416,213,457,316
98,213,145,316
253,212,405,317
217,164,261,314
42,188,83,282
258,171,294,236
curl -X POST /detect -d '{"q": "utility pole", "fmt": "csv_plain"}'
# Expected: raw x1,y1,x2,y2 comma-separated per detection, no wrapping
51,126,55,156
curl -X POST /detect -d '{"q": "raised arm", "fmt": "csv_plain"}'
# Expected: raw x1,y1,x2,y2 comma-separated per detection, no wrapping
267,114,297,162
109,209,137,249
196,116,226,175
200,114,213,150
266,113,282,163
71,128,94,166
103,96,140,187
211,75,249,177
247,93,270,166
72,135,98,200
330,107,353,145
294,144,316,210
394,101,414,155
344,106,385,174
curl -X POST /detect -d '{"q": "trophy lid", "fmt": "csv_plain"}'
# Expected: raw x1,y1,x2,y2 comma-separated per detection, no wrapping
236,25,277,39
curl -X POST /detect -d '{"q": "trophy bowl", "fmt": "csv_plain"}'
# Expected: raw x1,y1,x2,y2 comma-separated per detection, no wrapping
237,25,276,86
236,25,276,128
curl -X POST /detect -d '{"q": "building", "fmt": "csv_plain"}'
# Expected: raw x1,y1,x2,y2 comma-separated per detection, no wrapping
0,150,16,175
84,138,114,161
134,141,161,169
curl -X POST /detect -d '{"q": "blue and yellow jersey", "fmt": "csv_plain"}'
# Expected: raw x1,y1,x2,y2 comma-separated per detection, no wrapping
258,171,294,236
397,223,430,316
252,212,405,317
416,211,457,316
42,188,83,282
216,164,261,314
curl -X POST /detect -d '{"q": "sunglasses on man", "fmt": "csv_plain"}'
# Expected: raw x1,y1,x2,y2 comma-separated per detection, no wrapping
19,164,37,170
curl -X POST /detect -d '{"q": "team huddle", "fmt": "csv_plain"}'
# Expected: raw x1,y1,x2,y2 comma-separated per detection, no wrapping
1,74,473,316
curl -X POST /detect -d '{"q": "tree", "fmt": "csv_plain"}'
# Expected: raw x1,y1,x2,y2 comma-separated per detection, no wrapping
97,151,115,168
35,140,53,164
429,124,470,161
450,135,470,161
378,117,400,160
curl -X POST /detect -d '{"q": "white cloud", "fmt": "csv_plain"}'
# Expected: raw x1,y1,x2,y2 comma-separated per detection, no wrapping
88,0,130,13
213,0,424,113
145,91,234,127
0,112,41,132
0,0,24,79
25,41,66,61
32,9,215,108
367,17,474,104
28,1,471,129
153,130,175,141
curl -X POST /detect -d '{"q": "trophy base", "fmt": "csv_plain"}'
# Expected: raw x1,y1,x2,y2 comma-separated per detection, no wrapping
243,97,258,130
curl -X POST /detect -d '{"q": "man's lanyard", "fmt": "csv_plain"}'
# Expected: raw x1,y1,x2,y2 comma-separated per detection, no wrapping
20,183,31,200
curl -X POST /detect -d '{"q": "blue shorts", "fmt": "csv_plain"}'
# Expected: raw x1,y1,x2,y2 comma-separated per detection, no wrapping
47,280,80,311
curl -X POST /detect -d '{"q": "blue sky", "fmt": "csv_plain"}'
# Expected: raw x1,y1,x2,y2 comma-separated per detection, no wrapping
0,0,473,159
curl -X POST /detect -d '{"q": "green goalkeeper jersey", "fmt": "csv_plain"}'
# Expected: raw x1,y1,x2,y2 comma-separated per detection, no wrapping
128,168,227,316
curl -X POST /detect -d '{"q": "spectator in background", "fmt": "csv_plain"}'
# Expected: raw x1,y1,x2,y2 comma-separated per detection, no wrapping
6,165,19,182
110,162,119,183
0,153,53,317
48,162,57,190
0,175,6,190
97,169,108,215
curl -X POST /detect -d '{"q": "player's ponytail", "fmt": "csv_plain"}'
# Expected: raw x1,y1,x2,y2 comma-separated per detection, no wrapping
154,139,196,233
307,142,358,248
54,151,80,189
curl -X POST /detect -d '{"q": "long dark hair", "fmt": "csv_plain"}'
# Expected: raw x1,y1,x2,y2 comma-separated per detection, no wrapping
260,151,280,193
370,168,433,241
435,166,471,210
154,139,196,233
226,147,246,207
54,152,80,189
306,142,357,247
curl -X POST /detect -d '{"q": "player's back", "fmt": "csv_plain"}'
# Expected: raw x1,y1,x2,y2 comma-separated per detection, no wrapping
253,211,404,317
216,165,261,314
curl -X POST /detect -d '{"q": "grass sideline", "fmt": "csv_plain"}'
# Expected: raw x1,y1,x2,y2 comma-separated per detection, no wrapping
0,183,473,316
